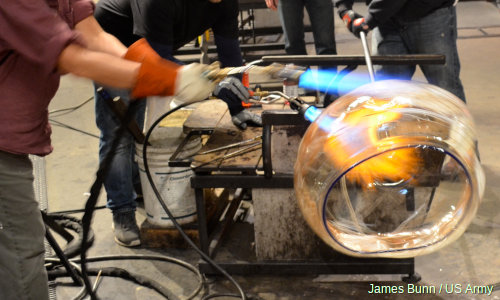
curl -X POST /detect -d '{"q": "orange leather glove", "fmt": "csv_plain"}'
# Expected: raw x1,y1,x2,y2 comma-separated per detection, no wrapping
125,38,216,101
124,38,180,99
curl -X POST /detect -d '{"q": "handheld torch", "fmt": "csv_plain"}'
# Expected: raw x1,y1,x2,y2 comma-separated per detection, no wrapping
204,61,326,122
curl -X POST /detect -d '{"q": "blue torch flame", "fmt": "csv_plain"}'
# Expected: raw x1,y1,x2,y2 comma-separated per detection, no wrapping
298,68,372,95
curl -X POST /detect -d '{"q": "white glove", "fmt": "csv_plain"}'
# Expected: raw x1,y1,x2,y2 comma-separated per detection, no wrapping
175,63,216,102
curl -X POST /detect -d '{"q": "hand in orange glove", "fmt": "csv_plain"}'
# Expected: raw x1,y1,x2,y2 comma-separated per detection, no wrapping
125,38,216,101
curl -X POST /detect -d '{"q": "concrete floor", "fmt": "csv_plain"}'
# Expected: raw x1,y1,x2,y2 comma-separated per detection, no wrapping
45,2,499,299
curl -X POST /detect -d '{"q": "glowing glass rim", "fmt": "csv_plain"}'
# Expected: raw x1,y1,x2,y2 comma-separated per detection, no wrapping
320,145,473,255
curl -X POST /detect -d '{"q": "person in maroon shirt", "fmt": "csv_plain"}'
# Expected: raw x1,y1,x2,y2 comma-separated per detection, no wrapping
0,0,217,299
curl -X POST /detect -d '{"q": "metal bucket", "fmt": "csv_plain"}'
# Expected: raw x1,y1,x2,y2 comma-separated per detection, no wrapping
136,127,202,227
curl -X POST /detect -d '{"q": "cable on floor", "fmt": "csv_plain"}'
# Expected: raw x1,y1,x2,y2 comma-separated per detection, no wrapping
45,213,95,258
45,254,204,300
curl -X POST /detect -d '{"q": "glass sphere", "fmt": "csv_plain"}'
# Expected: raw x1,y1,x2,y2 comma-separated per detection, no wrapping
294,80,485,258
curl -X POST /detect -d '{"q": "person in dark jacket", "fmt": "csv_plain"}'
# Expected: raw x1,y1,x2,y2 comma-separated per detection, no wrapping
334,0,466,102
93,0,261,247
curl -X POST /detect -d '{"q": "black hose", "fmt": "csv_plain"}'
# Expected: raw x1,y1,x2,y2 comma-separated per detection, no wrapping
73,254,204,299
46,254,204,300
142,99,247,300
46,213,95,258
79,96,141,300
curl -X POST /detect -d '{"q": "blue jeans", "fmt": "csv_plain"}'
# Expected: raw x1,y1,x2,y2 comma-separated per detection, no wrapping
94,85,146,214
278,0,336,55
371,6,466,102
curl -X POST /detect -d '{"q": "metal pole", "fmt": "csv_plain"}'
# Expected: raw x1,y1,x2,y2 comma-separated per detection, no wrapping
360,31,375,82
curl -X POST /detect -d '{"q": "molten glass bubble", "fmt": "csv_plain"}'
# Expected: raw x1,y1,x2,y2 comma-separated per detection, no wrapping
294,80,485,258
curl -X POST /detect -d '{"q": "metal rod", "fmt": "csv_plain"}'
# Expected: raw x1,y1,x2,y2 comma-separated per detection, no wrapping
360,31,375,82
198,135,262,155
260,54,445,66
195,142,262,168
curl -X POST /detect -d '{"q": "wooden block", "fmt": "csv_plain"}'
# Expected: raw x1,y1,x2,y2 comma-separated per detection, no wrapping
140,219,200,249
139,188,227,249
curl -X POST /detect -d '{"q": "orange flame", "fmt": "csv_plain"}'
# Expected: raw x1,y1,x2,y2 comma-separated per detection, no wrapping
323,98,421,189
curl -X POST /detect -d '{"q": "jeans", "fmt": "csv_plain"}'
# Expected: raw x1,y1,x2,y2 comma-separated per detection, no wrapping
278,0,336,55
371,6,466,102
94,85,146,214
0,151,48,300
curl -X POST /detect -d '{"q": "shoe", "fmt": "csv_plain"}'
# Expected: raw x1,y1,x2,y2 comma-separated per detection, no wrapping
112,211,141,247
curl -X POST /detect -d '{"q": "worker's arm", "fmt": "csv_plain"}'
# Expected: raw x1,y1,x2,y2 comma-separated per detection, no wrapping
74,15,128,57
59,38,217,101
57,14,139,88
0,0,88,75
333,0,355,17
265,0,278,11
57,43,139,89
0,0,134,87
334,0,408,29
67,15,215,99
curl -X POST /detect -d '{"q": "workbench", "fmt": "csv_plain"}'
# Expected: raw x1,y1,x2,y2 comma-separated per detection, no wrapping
160,54,449,280
176,99,418,280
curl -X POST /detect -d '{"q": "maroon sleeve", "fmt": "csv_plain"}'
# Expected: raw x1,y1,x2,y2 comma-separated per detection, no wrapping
0,0,93,74
65,0,96,27
73,0,95,24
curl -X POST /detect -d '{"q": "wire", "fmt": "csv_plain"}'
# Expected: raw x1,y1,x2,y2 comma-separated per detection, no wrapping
49,96,94,117
202,294,244,300
69,266,100,300
49,118,100,139
48,95,100,139
142,98,247,300
49,205,106,215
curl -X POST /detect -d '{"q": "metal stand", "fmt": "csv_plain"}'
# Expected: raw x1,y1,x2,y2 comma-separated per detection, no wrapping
173,54,447,281
186,110,417,280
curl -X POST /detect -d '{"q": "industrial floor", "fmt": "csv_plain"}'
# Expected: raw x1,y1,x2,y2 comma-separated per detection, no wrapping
45,2,499,299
